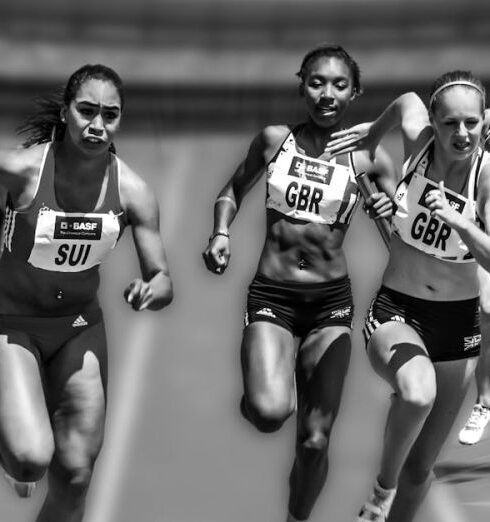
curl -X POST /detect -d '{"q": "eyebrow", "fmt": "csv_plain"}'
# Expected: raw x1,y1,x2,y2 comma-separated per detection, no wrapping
76,101,121,111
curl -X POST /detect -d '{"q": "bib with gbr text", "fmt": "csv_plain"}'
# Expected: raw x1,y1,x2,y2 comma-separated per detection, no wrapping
266,132,360,225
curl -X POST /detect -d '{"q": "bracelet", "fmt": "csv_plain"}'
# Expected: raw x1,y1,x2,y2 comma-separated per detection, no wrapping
215,196,237,212
209,231,230,242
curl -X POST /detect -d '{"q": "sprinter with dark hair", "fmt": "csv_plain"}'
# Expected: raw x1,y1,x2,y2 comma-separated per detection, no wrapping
0,64,173,521
203,44,395,522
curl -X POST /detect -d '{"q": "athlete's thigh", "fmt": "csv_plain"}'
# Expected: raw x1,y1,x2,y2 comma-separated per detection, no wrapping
367,322,434,392
241,321,296,401
0,333,52,457
296,326,351,431
44,322,108,459
406,357,477,466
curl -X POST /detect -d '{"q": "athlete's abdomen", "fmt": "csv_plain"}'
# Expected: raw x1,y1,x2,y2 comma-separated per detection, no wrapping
256,209,349,282
382,234,479,301
0,252,101,315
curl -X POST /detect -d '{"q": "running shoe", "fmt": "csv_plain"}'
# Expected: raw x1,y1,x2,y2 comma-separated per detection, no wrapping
458,403,490,445
357,481,396,522
3,472,36,498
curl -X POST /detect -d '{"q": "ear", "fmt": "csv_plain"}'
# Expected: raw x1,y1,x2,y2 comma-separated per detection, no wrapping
60,106,67,124
298,83,305,97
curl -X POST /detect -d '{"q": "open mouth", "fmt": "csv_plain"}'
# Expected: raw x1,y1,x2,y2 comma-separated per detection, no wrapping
452,141,471,152
317,106,338,116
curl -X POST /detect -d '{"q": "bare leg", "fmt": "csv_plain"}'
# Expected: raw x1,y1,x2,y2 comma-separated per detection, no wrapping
37,322,107,522
387,357,476,522
368,323,436,490
288,327,351,521
240,322,296,433
476,266,490,406
0,333,53,482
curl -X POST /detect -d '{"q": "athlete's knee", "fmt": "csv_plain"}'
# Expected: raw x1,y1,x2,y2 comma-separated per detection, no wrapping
5,439,54,482
241,394,294,433
396,371,436,411
299,427,331,456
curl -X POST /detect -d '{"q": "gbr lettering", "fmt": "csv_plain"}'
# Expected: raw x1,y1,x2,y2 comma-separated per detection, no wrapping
411,212,451,250
285,182,323,214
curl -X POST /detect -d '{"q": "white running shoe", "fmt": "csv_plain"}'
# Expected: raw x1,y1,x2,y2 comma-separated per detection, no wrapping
458,403,490,445
3,473,36,498
357,481,396,522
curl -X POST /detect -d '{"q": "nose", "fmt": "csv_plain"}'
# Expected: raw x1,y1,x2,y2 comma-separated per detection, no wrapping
89,113,104,136
455,122,468,137
321,83,334,100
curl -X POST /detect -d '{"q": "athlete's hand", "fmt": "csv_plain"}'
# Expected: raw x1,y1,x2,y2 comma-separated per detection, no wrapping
324,122,375,158
202,234,230,275
425,181,465,229
124,279,154,311
364,192,394,220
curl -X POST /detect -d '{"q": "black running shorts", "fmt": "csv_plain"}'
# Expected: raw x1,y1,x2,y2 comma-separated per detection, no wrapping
0,309,106,362
245,273,353,338
363,286,480,362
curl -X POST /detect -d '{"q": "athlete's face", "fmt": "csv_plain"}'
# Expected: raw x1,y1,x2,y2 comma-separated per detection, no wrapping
63,79,122,155
302,56,355,128
431,87,484,161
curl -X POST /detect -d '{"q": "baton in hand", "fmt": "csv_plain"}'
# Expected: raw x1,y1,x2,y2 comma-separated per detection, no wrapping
356,172,391,248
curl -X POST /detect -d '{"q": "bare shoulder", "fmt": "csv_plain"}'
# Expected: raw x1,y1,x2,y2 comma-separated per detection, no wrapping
478,159,490,191
258,124,292,162
0,142,47,177
117,156,156,211
261,124,291,145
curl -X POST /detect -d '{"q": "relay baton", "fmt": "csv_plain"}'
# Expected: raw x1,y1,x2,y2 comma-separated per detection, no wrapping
356,172,391,248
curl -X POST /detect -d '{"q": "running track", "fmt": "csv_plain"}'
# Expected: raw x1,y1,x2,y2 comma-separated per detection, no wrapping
0,127,488,522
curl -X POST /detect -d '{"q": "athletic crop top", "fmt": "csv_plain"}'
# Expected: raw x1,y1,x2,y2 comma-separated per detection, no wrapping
265,130,360,225
2,142,125,272
392,137,487,263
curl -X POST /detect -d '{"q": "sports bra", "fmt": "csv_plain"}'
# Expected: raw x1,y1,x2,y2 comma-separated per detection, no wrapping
2,142,125,272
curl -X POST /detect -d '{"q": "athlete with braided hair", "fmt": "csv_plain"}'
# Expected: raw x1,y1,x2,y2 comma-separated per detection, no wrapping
325,70,490,522
203,43,396,522
0,64,173,521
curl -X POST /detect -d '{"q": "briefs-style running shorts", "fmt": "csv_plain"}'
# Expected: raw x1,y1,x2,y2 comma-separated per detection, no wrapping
363,286,480,362
0,308,106,362
244,273,353,338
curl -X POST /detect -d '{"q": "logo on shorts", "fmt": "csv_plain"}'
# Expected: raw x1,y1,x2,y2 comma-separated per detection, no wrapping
72,315,88,327
463,334,481,351
330,306,352,319
390,315,406,323
256,308,277,318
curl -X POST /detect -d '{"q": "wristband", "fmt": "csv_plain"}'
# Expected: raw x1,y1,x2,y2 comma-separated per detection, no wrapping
209,231,230,242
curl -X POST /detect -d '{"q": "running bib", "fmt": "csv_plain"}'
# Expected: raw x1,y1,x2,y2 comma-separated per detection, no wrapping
393,167,477,262
27,207,121,272
266,134,359,225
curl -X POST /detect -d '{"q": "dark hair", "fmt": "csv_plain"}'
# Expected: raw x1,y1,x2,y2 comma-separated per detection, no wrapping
429,70,486,114
296,43,362,98
18,64,124,151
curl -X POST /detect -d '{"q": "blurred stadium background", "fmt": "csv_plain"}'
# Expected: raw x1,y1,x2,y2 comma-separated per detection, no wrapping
0,1,489,521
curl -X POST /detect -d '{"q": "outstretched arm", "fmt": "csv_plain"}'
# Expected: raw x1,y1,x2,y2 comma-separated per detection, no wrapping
325,92,430,160
122,166,173,311
202,125,289,274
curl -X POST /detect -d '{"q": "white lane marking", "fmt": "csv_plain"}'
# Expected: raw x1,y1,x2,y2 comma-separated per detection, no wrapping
85,134,193,522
